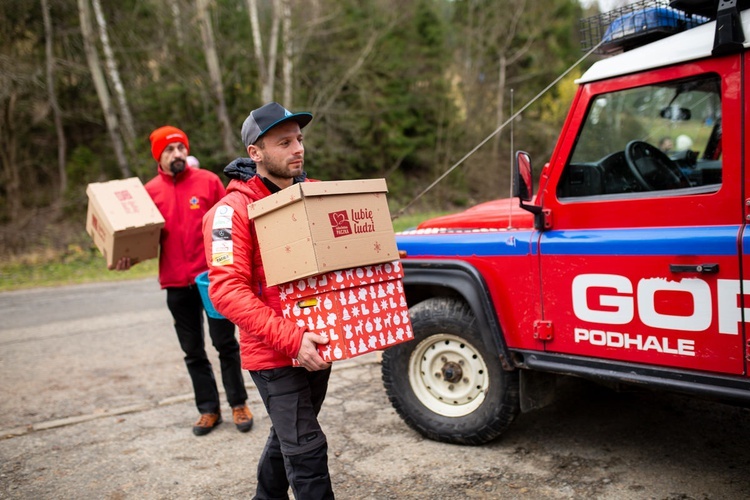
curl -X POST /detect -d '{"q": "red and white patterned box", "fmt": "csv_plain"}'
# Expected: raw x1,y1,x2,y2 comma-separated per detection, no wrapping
280,260,413,362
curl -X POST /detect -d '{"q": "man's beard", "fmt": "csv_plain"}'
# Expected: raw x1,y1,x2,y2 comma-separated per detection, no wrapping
169,160,186,175
263,156,303,180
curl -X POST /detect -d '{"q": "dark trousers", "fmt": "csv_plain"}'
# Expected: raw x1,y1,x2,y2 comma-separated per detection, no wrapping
250,366,334,500
166,286,247,414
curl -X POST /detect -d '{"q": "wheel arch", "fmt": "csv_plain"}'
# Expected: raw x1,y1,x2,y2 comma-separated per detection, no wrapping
400,259,514,370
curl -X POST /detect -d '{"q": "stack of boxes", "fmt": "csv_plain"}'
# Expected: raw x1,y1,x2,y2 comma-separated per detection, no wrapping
247,179,413,361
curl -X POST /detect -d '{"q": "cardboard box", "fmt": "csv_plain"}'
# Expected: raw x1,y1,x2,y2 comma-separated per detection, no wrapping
281,260,413,362
247,179,399,286
86,178,165,269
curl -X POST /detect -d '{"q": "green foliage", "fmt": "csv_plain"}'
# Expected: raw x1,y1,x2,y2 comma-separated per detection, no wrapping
67,146,103,186
301,0,460,211
0,0,586,255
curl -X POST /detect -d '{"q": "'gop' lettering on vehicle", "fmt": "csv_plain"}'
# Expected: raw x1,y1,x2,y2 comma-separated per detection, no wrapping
570,274,747,356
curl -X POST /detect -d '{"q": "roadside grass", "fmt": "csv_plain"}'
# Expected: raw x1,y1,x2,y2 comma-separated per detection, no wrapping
0,244,159,292
0,211,449,292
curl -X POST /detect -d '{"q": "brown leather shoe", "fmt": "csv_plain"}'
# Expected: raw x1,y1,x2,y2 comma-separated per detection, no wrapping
232,405,254,433
192,413,222,436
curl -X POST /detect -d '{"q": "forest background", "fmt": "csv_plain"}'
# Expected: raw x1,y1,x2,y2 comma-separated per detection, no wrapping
0,0,605,280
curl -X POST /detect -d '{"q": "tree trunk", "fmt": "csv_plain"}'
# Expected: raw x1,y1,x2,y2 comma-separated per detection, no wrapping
91,0,137,153
77,0,130,178
265,0,281,103
42,0,68,202
246,0,280,103
281,0,292,107
167,0,185,48
196,0,235,156
0,92,22,221
246,0,269,99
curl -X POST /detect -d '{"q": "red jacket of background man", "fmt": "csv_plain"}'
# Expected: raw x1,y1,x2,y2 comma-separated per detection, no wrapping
202,158,310,371
146,166,226,288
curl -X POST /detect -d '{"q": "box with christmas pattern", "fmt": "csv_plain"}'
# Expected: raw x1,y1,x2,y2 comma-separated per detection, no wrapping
280,260,413,362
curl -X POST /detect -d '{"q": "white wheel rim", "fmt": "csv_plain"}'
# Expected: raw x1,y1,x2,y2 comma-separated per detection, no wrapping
407,333,489,417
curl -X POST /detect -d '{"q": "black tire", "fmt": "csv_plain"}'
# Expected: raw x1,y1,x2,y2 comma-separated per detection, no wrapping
382,297,520,445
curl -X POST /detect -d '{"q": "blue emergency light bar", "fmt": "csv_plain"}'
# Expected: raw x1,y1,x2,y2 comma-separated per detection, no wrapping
580,0,709,54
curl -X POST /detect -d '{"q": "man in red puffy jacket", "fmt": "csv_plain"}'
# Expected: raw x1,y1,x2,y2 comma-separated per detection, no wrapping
117,126,253,437
202,103,334,499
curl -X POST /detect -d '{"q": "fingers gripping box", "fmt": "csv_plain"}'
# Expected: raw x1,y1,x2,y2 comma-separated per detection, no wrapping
86,178,165,269
247,179,399,286
281,260,413,362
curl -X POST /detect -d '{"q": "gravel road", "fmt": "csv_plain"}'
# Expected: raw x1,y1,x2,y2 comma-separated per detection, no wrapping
1,278,749,499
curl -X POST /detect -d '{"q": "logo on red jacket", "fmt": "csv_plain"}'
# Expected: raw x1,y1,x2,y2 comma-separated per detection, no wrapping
189,196,200,210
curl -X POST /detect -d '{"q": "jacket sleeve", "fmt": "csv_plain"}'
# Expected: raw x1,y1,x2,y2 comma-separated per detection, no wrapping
202,195,306,359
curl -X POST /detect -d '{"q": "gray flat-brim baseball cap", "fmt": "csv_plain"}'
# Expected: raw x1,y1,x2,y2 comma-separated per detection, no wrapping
241,102,313,147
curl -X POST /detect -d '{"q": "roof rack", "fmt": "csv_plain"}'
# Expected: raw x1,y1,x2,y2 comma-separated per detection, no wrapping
580,0,709,54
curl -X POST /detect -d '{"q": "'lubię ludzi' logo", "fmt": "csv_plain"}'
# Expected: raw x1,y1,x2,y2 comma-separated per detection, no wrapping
329,208,376,238
329,211,352,237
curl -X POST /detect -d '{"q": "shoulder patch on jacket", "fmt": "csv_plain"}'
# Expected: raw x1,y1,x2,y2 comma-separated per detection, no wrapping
211,205,234,266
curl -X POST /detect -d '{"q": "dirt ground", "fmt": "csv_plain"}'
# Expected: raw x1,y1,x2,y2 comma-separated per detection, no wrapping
1,278,749,499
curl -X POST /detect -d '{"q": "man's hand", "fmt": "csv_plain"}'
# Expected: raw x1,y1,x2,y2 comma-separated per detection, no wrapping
113,257,132,271
295,331,331,371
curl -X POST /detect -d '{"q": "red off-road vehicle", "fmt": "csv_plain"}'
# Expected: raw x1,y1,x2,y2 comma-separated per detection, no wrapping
382,0,750,444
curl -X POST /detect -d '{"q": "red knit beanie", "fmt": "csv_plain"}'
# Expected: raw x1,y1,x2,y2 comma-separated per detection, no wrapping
149,126,189,161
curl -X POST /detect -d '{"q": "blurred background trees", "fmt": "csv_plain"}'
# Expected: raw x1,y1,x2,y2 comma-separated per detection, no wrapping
0,0,589,254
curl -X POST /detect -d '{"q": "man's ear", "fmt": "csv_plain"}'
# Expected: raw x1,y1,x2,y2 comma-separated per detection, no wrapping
247,145,262,162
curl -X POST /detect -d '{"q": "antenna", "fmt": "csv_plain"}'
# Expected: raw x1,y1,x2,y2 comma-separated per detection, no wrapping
508,88,514,229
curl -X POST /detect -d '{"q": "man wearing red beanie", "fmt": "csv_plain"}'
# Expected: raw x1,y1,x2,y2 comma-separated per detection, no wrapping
117,125,253,436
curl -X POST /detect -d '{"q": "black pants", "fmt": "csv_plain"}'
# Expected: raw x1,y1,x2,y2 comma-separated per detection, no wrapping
166,286,247,414
250,366,334,500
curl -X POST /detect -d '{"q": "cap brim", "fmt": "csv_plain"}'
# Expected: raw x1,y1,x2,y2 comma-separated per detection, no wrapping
257,112,313,141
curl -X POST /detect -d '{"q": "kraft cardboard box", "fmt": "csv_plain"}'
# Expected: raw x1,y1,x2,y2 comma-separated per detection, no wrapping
281,260,413,362
247,179,399,286
86,177,165,269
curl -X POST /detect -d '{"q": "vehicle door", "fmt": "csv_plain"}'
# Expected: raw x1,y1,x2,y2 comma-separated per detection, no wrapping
536,57,745,375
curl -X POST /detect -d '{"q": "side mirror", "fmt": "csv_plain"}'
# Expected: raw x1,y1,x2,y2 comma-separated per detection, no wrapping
513,151,533,202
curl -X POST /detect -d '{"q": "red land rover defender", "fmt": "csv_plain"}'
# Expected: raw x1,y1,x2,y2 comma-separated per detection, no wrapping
383,0,750,445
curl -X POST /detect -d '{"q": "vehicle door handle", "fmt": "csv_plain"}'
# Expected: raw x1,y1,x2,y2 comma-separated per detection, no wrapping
669,263,719,274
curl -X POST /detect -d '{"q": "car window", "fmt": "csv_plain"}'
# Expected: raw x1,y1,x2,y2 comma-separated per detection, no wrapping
558,74,722,199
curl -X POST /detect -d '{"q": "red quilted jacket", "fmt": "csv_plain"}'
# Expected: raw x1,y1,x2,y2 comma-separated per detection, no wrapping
145,166,226,288
202,158,310,370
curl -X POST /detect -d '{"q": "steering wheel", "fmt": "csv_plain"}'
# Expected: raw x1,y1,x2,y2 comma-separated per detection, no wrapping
624,140,690,191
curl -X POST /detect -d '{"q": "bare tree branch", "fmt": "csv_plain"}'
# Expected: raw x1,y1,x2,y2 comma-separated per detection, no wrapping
311,20,394,115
